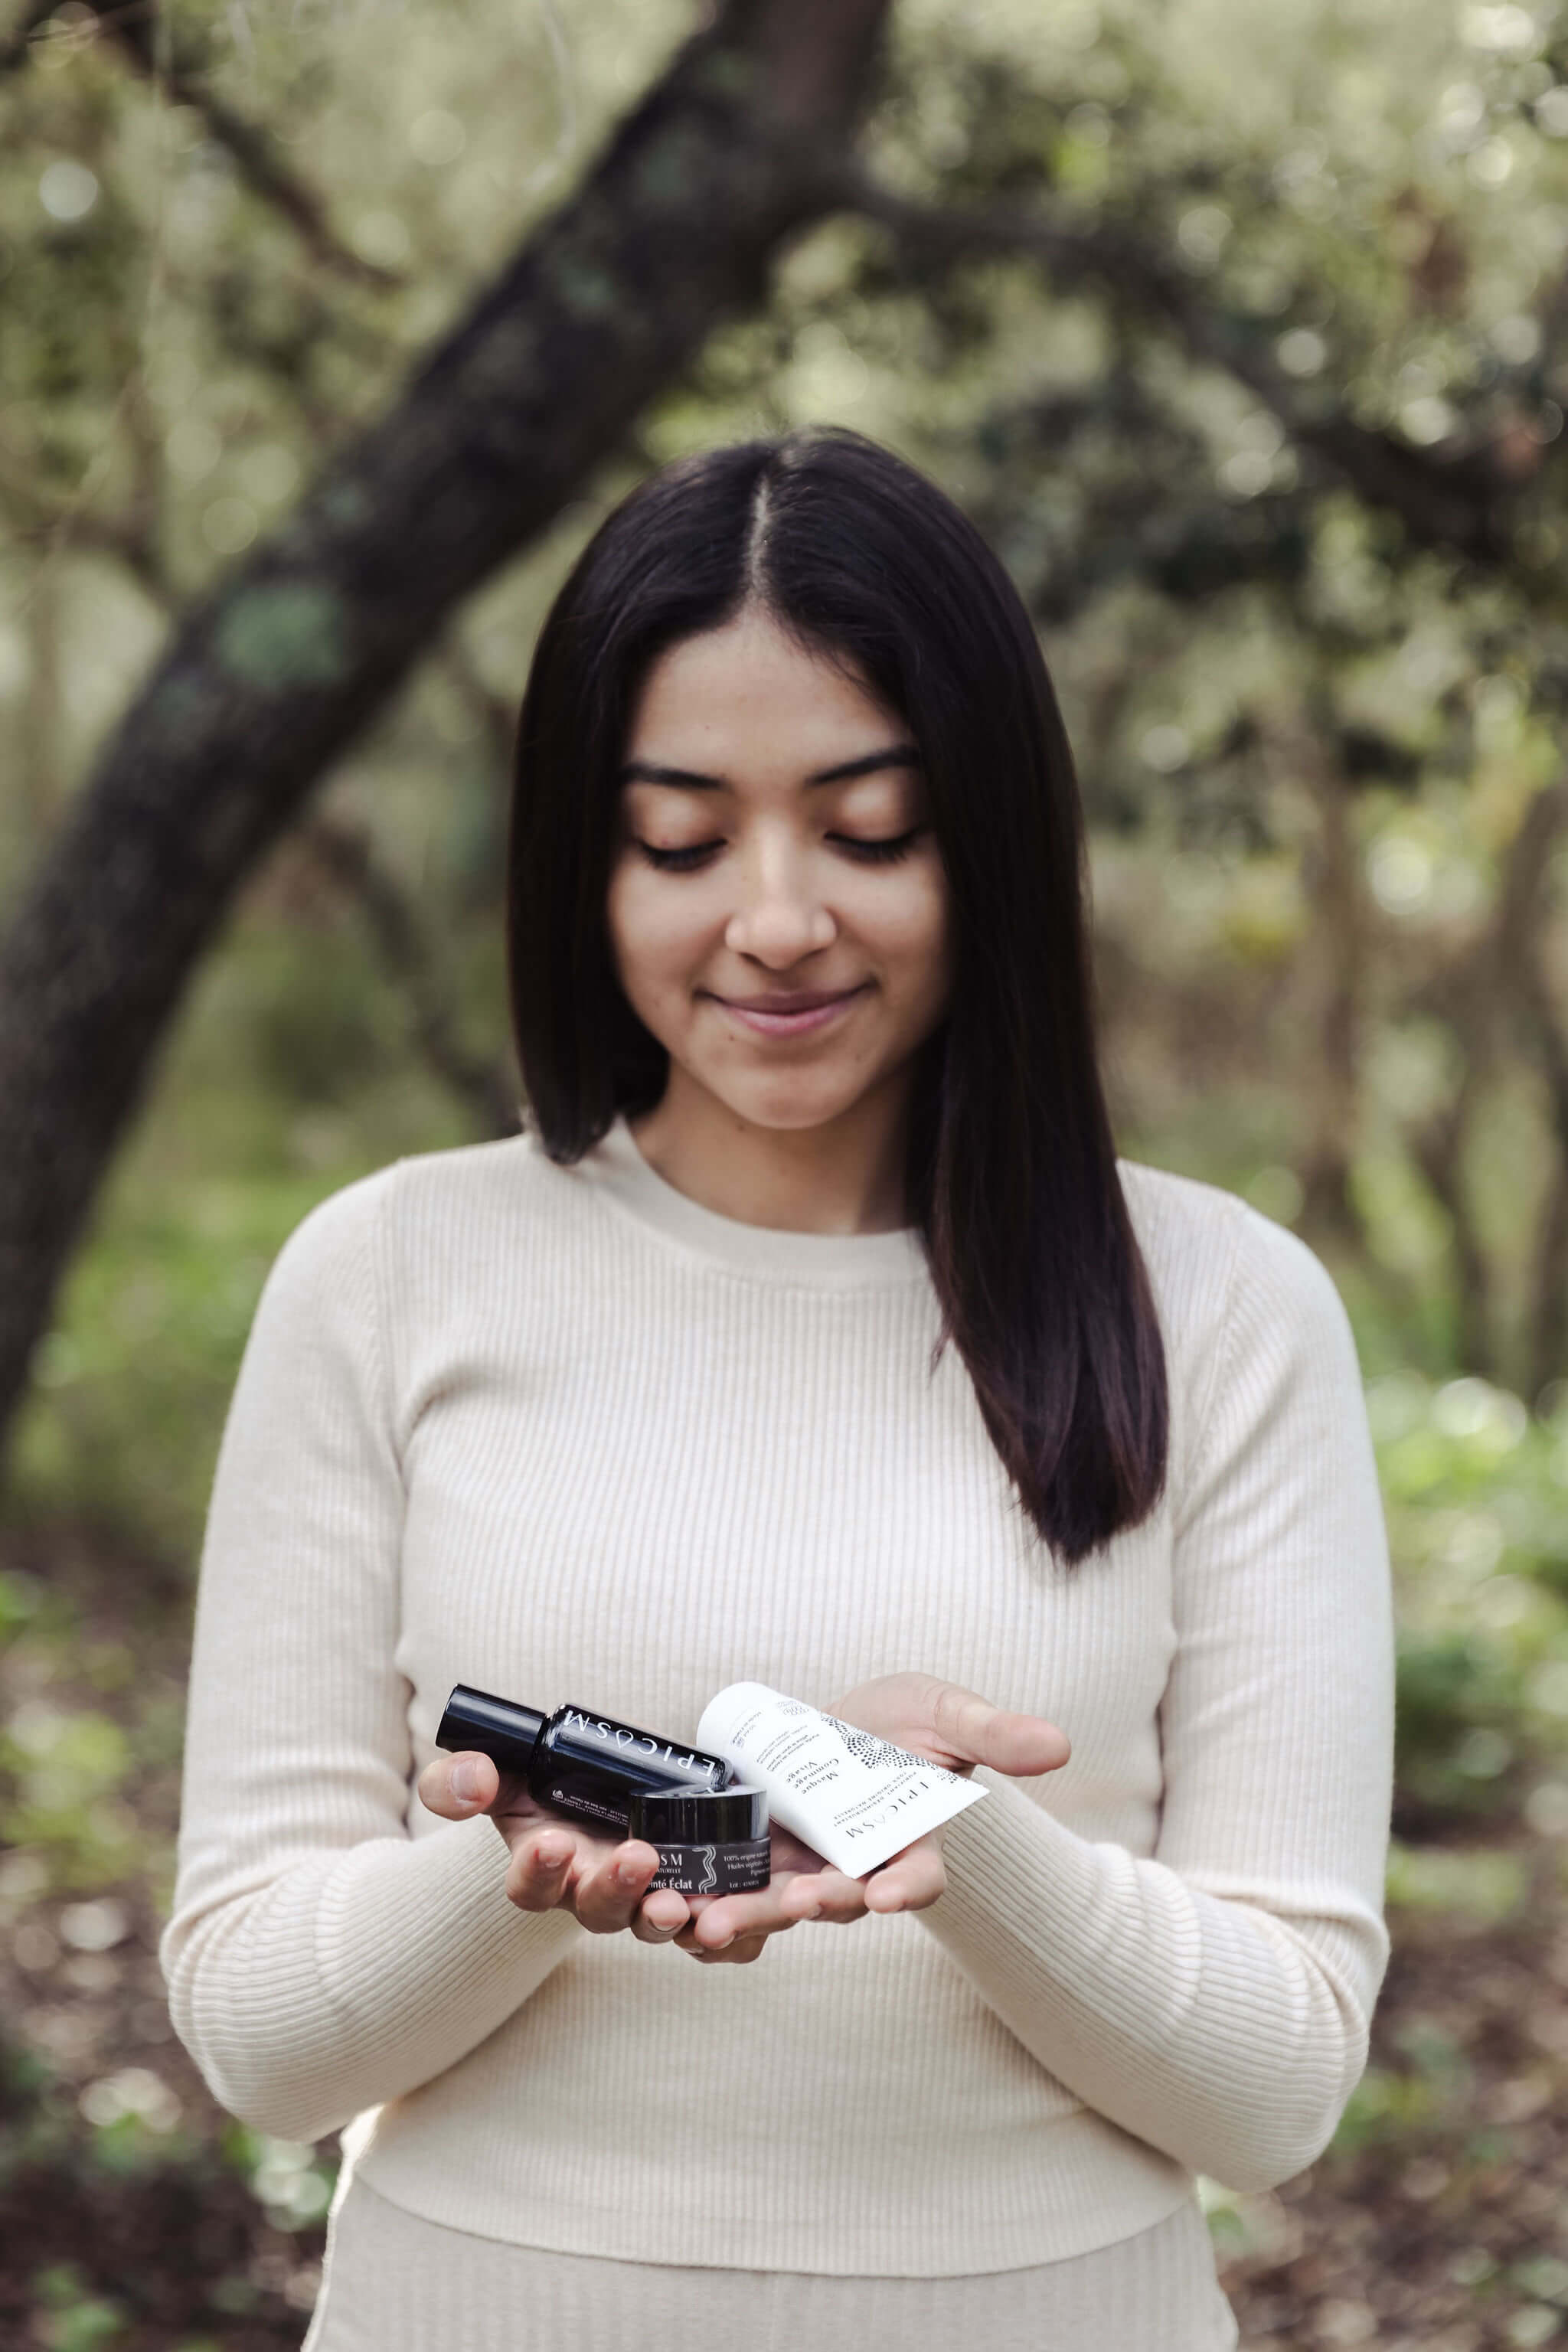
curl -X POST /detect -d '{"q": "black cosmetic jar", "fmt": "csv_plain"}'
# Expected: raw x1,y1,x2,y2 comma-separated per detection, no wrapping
628,1785,771,1896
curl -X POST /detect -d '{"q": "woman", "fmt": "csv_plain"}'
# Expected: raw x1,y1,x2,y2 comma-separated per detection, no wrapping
162,427,1394,2351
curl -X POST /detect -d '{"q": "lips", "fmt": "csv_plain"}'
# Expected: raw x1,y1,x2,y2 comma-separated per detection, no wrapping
707,984,869,1038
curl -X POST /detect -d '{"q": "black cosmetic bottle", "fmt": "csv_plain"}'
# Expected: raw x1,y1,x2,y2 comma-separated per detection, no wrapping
437,1685,731,1835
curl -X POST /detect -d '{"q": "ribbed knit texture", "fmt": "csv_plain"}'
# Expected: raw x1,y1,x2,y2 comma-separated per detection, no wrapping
161,1117,1393,2281
301,2175,1238,2350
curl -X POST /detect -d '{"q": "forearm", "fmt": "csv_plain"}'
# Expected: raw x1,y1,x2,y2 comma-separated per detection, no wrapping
920,1775,1385,2192
162,1813,576,2142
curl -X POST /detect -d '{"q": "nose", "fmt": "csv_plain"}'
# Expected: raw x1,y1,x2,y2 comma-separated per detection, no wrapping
723,837,837,967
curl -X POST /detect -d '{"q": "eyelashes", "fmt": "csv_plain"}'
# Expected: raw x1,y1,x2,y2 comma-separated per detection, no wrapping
632,841,722,873
838,830,925,864
635,828,926,874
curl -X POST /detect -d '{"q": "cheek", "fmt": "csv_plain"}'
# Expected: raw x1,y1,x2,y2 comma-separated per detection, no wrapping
864,865,953,991
606,865,708,998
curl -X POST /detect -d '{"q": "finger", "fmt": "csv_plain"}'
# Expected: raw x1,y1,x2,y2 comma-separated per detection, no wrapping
688,1883,800,1949
932,1683,1070,1776
418,1750,499,1818
573,1839,662,1935
629,1886,691,1944
778,1868,867,1923
684,1932,771,1965
505,1826,577,1911
765,1827,828,1875
861,1841,947,1913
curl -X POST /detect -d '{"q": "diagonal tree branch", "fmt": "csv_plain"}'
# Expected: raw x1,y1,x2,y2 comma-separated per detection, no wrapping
0,0,893,1452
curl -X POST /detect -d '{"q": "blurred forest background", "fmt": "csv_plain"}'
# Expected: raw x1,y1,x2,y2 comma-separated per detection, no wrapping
4,0,1568,2343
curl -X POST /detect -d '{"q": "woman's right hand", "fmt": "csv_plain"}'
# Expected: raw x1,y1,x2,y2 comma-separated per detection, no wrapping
418,1750,692,1942
417,1750,719,1949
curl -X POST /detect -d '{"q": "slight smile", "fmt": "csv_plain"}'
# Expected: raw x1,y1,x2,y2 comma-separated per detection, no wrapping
705,985,871,1039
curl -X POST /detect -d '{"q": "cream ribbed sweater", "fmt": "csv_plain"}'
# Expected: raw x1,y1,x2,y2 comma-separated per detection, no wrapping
162,1116,1393,2279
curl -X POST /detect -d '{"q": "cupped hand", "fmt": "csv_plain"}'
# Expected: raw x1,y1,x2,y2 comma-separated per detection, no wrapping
419,1676,1069,1963
668,1820,855,1965
419,1752,815,1965
418,1751,694,1945
768,1671,1072,1929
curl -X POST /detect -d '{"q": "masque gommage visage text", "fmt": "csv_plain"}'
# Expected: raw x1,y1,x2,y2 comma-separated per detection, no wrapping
695,1682,985,1876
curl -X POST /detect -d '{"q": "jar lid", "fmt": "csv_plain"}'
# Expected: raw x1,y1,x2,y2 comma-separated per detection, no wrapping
628,1784,769,1845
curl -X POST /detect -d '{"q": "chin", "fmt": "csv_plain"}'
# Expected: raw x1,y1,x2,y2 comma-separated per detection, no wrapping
704,1067,874,1134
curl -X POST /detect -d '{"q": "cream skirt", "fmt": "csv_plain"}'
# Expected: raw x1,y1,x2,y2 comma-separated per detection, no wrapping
302,2174,1239,2352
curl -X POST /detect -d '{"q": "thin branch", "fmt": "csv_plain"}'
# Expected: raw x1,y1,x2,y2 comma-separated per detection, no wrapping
838,172,1539,575
303,818,518,1138
440,633,519,776
1262,699,1362,1243
0,441,167,597
1403,781,1568,1379
1493,782,1568,1394
0,0,54,74
12,0,400,289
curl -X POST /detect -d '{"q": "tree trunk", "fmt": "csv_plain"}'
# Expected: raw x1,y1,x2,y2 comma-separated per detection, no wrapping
0,0,891,1455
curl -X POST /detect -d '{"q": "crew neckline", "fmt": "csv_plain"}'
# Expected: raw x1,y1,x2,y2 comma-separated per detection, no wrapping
574,1115,929,1290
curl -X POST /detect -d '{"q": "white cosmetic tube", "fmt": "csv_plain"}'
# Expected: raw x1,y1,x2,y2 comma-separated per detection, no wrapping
696,1682,986,1877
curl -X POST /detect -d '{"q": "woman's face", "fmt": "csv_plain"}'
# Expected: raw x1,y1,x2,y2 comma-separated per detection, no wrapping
606,607,953,1136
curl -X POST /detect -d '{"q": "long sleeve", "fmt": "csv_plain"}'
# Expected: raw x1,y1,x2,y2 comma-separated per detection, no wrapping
918,1206,1394,2194
158,1172,574,2144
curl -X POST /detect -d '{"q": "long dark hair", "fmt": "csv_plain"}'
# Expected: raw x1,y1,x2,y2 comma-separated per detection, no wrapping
508,427,1167,1565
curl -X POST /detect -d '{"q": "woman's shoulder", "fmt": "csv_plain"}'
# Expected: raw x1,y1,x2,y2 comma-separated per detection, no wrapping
1116,1158,1357,1402
263,1130,572,1293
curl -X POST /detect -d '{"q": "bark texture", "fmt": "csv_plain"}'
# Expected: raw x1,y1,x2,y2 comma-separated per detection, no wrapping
0,0,890,1450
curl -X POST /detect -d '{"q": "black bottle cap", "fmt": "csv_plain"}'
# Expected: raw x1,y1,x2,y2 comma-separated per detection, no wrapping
627,1784,769,1846
437,1685,547,1776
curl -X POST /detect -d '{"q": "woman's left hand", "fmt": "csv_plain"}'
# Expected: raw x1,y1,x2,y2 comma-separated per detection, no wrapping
676,1674,1070,1955
671,1820,858,1965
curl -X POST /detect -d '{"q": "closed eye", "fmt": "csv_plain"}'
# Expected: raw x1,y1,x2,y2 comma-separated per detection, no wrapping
633,840,720,873
634,828,927,874
834,828,926,864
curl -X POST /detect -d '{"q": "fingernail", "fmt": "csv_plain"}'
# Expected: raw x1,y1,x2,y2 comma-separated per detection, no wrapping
452,1759,485,1802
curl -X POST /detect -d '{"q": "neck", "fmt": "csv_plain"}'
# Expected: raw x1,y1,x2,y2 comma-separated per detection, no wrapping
629,1067,915,1236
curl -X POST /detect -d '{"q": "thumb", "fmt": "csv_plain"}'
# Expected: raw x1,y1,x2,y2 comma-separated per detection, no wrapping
418,1749,499,1818
930,1683,1071,1779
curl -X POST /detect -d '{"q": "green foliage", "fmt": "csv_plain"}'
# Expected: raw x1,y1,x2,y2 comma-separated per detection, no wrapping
1367,1372,1568,1822
0,1703,136,1883
31,2265,126,2352
1331,2060,1442,2158
5,905,473,1557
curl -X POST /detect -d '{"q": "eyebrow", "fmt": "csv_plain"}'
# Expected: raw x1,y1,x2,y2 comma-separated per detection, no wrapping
618,745,923,792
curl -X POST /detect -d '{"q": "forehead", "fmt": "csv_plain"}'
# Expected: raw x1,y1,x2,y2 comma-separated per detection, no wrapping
625,613,902,781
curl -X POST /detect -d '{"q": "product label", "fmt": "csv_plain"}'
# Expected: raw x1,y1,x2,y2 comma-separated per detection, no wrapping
647,1838,772,1896
695,1683,986,1878
559,1710,710,1775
